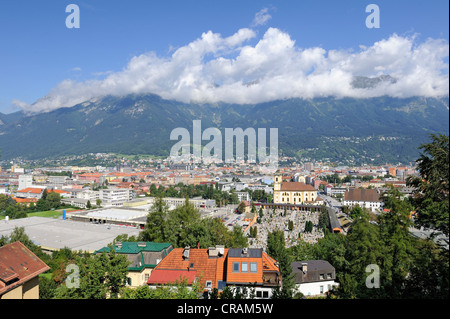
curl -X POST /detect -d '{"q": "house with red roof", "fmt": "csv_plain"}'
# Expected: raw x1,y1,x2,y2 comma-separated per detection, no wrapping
147,246,281,298
0,242,50,299
15,187,44,200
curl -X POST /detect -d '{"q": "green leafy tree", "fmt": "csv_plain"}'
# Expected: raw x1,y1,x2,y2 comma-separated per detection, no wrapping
407,134,449,236
54,249,130,299
342,212,385,298
318,205,330,231
139,196,169,242
378,187,416,297
267,229,294,298
46,192,61,209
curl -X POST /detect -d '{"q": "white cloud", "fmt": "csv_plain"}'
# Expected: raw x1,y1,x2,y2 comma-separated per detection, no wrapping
252,8,272,27
16,26,449,114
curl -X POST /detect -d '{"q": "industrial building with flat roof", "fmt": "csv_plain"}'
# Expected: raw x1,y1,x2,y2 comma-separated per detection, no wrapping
67,207,148,229
0,216,141,253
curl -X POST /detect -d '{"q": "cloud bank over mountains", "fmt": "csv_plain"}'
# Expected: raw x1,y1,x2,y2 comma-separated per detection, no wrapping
16,23,449,114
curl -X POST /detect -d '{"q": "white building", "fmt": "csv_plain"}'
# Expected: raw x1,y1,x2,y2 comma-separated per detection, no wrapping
99,188,134,207
343,188,384,213
326,186,348,197
148,197,216,210
235,192,250,202
291,260,339,297
18,175,33,190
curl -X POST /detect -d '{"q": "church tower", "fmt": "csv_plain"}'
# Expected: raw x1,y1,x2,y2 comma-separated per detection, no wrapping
274,175,282,191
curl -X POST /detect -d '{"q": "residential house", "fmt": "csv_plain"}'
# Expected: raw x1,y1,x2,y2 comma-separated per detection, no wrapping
12,197,38,207
95,242,173,288
226,247,281,298
343,188,384,213
291,260,339,297
0,241,50,299
147,246,281,299
15,188,44,200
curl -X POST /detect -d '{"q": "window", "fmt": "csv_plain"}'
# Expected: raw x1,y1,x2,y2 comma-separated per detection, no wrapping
145,274,149,282
320,285,324,294
205,281,212,288
217,280,226,291
327,273,332,279
262,291,269,298
256,290,262,298
232,262,240,272
319,274,324,280
250,262,258,273
241,262,249,272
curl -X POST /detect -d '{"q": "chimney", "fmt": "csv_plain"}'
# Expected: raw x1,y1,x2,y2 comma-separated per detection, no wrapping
216,245,225,257
208,247,218,257
183,246,190,260
301,262,308,274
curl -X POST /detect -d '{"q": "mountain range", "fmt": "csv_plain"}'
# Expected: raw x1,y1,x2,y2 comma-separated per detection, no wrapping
0,93,448,164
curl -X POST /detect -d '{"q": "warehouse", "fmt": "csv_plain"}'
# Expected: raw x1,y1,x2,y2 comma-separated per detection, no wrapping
0,216,140,253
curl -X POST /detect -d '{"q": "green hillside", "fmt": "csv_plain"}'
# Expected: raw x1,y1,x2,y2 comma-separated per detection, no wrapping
0,94,448,164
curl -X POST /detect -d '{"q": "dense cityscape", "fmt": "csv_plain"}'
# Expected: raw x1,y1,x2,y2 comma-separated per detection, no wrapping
1,135,448,301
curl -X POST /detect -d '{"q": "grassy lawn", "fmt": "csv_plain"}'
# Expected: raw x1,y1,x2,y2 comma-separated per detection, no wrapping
27,208,79,219
0,208,81,220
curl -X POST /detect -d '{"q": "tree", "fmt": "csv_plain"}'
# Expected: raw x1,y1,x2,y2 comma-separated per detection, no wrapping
236,201,246,214
36,198,51,211
304,221,313,233
287,220,292,231
342,212,385,298
54,248,130,299
86,200,92,209
407,134,449,236
378,187,415,297
349,205,364,219
403,238,449,299
140,196,169,242
318,205,330,231
267,229,294,298
46,192,61,209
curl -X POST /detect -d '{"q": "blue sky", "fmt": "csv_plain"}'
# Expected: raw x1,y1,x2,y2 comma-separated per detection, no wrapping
0,0,448,114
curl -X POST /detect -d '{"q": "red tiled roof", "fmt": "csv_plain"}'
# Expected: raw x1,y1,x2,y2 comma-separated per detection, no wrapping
149,269,197,285
0,242,50,296
148,248,228,289
344,188,382,202
280,182,316,191
17,188,43,194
